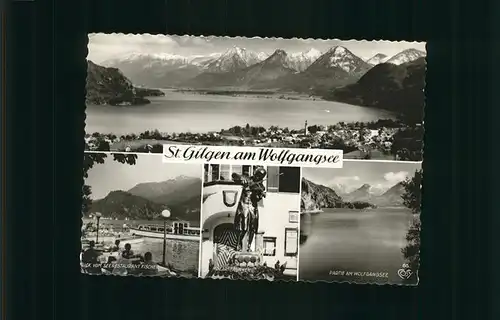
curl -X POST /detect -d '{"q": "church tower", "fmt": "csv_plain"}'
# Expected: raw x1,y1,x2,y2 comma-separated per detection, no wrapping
305,120,308,135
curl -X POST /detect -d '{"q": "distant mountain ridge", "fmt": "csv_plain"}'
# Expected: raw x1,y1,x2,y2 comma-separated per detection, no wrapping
102,48,267,88
128,176,201,203
102,54,206,88
88,176,202,222
89,190,166,220
250,46,373,92
366,53,388,66
96,46,425,102
344,183,372,202
307,46,371,74
385,48,426,65
376,182,405,207
336,182,406,207
183,49,296,89
204,47,267,73
286,48,322,72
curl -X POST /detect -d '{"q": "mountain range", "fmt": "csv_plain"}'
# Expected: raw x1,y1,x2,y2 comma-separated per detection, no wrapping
182,49,298,89
286,48,323,72
301,178,407,211
101,46,425,92
366,53,388,66
203,47,267,73
385,48,426,65
365,49,425,66
86,60,164,105
91,46,426,122
88,176,202,222
333,181,406,207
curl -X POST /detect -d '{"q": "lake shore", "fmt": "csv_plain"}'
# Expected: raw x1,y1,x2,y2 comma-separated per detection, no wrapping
301,209,323,214
173,88,323,101
85,90,422,161
84,123,421,161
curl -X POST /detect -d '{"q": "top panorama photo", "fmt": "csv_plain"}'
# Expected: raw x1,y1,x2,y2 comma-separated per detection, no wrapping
85,34,425,162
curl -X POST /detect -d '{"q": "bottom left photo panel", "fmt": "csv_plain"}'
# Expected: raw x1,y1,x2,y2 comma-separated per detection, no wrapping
81,152,203,278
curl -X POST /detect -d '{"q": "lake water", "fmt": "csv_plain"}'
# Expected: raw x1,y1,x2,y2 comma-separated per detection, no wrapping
299,208,415,284
85,90,395,135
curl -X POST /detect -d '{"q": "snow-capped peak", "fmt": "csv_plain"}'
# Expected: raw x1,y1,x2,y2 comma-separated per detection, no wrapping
271,49,287,57
366,53,388,66
103,52,224,68
257,52,270,60
219,46,258,61
385,48,426,65
101,52,196,70
288,48,322,59
203,46,265,73
329,46,348,55
312,45,368,73
225,46,247,57
304,48,322,58
286,48,322,71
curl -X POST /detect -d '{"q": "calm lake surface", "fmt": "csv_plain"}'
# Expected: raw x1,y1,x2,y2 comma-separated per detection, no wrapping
85,90,395,135
299,208,415,284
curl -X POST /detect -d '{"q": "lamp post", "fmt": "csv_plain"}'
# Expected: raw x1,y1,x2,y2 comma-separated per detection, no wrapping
95,212,102,243
161,209,171,267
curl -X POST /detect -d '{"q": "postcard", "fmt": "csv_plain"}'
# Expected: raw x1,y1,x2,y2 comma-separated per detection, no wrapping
82,33,425,284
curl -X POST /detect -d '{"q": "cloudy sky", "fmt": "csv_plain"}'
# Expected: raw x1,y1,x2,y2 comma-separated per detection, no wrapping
88,33,426,64
85,154,201,200
302,161,422,194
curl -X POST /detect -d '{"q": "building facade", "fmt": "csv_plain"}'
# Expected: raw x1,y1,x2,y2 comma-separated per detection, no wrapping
200,164,301,278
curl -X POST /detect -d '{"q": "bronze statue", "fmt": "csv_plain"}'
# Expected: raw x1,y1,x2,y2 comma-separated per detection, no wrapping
232,167,267,252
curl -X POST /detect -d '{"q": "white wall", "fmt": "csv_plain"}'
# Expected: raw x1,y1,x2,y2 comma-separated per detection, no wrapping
258,192,299,272
200,240,213,277
201,184,241,226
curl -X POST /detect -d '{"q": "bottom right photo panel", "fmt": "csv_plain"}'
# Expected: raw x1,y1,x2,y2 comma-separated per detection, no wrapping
299,160,422,285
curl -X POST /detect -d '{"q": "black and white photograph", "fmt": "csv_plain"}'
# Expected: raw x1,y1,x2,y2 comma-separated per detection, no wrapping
81,152,202,277
199,164,300,281
299,160,422,285
85,34,425,161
